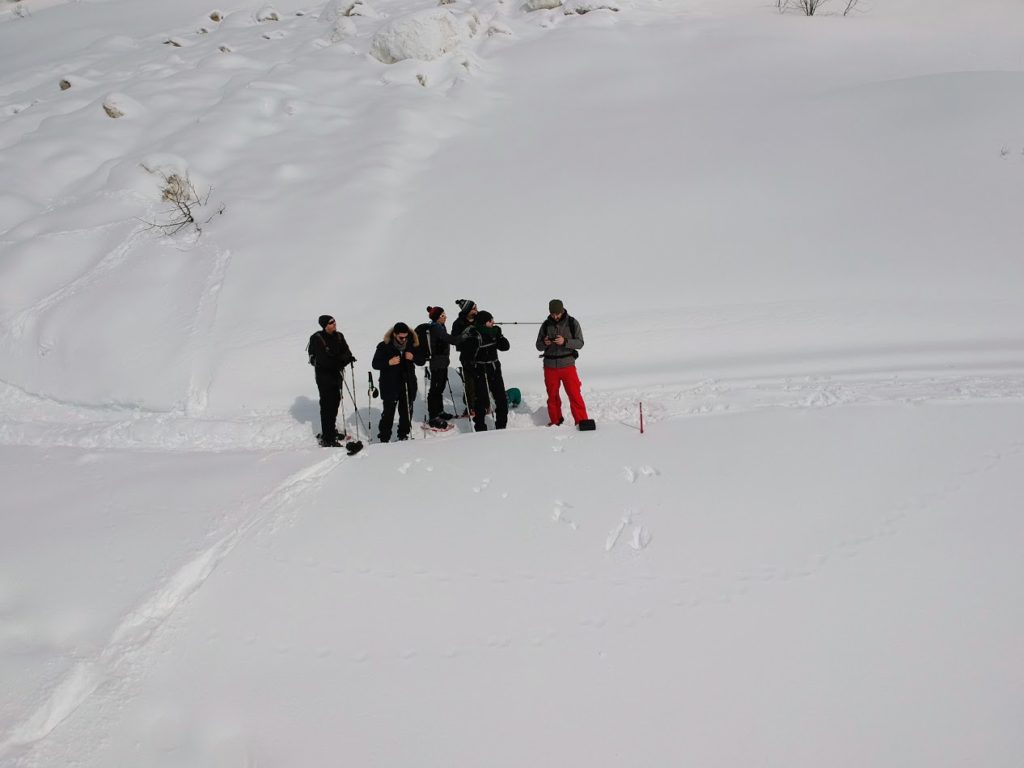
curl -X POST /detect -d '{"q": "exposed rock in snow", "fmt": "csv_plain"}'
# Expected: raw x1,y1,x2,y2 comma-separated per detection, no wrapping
563,0,619,13
102,93,143,119
523,0,562,11
321,0,381,21
369,8,475,64
255,5,279,22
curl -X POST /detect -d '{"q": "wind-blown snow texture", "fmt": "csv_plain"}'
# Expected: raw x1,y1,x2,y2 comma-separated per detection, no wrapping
1,0,1023,765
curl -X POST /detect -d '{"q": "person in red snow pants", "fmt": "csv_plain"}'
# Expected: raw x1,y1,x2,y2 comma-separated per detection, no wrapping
535,299,590,426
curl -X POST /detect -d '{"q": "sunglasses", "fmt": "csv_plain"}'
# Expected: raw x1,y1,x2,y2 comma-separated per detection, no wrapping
326,320,336,325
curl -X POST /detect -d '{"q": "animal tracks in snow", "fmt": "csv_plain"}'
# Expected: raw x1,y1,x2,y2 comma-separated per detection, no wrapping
622,464,659,483
604,508,650,552
551,499,577,530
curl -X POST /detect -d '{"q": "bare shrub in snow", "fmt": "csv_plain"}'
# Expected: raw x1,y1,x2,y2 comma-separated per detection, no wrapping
140,170,225,237
59,79,71,91
256,6,279,22
209,10,223,21
778,0,859,15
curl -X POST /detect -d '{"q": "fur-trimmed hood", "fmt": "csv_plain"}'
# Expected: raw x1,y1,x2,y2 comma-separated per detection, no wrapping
382,326,420,346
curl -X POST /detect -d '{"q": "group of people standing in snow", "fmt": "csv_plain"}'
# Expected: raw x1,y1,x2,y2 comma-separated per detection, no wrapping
308,299,593,448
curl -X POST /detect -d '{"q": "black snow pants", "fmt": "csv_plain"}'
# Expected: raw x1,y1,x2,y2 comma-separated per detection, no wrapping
469,361,507,432
315,368,342,441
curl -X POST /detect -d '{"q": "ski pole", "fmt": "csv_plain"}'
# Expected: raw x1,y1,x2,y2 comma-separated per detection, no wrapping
423,365,430,424
367,371,378,439
640,401,644,435
495,321,542,325
343,364,370,442
338,368,347,440
401,364,415,440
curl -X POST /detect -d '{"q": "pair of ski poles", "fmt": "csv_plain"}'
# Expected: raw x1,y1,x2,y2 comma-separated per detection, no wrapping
362,368,416,441
336,362,368,453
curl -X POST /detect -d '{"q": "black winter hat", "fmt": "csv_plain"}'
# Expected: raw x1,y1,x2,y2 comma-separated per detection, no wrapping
427,306,445,321
318,315,335,329
393,322,411,335
456,298,476,314
474,310,494,325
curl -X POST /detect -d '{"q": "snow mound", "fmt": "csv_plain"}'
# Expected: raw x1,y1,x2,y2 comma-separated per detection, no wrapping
369,8,475,64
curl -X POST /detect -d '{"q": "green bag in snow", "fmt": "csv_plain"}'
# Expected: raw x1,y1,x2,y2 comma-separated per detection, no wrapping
506,388,522,408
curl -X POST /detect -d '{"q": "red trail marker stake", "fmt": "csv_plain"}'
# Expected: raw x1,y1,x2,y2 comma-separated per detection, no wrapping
639,401,644,434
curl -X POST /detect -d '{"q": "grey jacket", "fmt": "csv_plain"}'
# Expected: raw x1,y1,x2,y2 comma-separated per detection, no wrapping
535,312,584,369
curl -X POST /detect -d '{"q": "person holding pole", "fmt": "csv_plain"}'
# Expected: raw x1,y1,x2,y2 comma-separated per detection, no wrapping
309,314,355,447
372,322,422,442
536,299,595,430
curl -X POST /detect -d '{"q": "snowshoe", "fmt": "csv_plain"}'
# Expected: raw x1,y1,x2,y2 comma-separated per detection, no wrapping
439,411,456,420
423,418,455,434
578,419,596,431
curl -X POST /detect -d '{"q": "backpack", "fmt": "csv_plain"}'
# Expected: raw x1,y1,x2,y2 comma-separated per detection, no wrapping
306,332,326,366
415,322,434,361
541,314,581,359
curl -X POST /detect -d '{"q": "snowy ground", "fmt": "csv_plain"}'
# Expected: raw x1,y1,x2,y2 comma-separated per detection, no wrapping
2,0,1024,765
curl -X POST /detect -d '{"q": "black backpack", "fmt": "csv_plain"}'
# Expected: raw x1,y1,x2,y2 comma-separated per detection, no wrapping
415,322,433,361
306,332,326,366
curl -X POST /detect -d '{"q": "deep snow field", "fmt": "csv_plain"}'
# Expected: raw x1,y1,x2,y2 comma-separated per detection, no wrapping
2,0,1023,765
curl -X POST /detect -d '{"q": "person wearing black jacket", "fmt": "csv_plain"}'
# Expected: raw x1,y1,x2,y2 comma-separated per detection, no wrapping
455,310,510,432
422,306,457,427
451,299,479,416
371,322,422,442
309,314,355,447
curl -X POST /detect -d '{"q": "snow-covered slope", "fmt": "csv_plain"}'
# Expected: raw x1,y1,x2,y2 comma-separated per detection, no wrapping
1,0,1023,765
